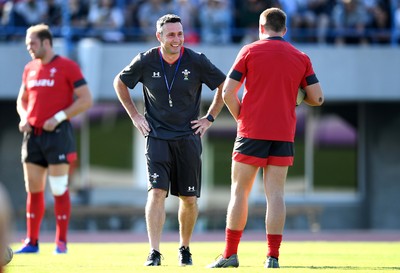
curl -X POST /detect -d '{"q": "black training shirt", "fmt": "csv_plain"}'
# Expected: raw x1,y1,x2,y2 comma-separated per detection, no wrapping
119,47,225,140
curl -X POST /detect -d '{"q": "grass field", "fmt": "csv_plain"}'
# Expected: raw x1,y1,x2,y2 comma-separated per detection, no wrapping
6,241,400,273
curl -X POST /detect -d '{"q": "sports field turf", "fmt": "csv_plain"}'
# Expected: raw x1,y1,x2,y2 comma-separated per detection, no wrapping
6,241,400,273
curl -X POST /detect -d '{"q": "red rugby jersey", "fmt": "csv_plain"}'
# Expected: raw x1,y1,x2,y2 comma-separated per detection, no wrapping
228,37,318,142
22,55,86,127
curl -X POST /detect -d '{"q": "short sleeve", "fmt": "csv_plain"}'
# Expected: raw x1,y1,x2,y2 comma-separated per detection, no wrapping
199,53,226,90
300,55,319,88
68,61,87,88
227,45,249,83
119,54,142,89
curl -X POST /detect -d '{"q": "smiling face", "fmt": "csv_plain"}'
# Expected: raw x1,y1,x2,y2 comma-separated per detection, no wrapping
156,22,184,59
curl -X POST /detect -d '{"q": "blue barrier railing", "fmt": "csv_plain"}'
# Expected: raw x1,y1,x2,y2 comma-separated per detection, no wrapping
1,25,398,45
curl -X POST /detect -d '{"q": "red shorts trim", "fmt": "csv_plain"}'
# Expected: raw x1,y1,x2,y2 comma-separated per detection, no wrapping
233,152,294,167
67,152,78,163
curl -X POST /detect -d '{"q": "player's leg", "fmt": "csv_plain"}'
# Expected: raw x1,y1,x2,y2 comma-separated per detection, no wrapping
144,137,170,266
178,195,198,247
15,162,47,254
263,141,293,268
172,134,201,266
263,165,288,235
145,188,167,253
177,195,197,266
208,161,258,268
48,163,70,254
263,164,288,268
46,122,77,254
225,161,258,252
144,188,166,266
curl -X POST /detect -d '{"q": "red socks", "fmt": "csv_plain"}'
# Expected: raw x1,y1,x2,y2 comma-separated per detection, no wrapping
223,230,282,259
223,228,243,258
26,192,45,244
54,190,71,243
25,191,70,244
267,234,282,259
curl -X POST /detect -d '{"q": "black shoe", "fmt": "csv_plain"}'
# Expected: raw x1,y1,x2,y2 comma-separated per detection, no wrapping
144,249,162,266
178,246,193,266
265,256,279,268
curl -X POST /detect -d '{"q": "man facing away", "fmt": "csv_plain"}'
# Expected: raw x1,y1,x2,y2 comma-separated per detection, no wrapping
15,24,93,254
113,14,225,266
208,7,324,269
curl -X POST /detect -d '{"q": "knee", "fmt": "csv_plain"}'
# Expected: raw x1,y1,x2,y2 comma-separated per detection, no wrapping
24,175,46,193
148,188,167,202
180,196,197,207
266,191,285,205
48,175,68,196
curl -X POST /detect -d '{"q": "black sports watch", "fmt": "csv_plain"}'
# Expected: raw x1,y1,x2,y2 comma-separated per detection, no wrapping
206,114,215,123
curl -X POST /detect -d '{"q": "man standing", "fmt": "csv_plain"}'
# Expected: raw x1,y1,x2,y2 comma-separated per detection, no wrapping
208,8,324,268
15,24,92,254
114,14,225,267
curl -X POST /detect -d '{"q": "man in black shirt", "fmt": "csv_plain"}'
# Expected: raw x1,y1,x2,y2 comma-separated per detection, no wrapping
113,14,225,266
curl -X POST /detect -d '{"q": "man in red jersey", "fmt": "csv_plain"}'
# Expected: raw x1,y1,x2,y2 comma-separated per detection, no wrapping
15,24,92,254
208,8,324,268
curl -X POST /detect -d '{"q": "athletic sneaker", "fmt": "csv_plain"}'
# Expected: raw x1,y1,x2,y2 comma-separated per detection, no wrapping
54,241,67,254
178,246,193,266
144,249,162,266
207,254,239,268
14,239,39,254
265,256,280,268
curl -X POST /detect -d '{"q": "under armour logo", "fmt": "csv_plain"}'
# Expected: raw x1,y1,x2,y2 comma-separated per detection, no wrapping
57,214,67,220
150,173,159,183
58,154,66,160
152,72,161,78
26,213,35,218
187,186,195,192
182,69,190,80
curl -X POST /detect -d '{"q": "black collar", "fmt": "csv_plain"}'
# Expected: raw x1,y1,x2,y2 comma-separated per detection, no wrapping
265,36,285,41
48,54,59,63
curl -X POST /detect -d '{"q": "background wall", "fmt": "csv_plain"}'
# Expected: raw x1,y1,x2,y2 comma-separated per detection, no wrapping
1,41,400,101
1,42,400,230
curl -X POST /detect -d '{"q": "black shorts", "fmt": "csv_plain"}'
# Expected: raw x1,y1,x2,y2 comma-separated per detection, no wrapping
145,134,202,197
21,121,77,167
233,137,294,167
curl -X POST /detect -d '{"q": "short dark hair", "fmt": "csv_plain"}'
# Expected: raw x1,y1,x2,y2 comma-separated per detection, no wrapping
26,24,53,46
260,8,286,33
156,14,182,33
